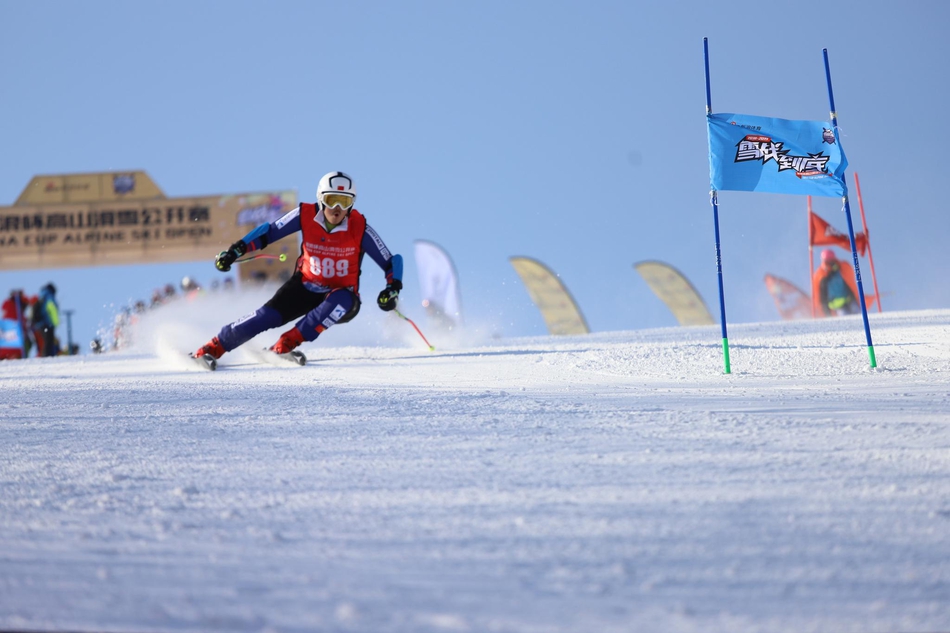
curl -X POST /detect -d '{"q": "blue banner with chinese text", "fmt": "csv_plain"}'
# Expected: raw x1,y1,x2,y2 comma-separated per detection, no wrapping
708,113,847,197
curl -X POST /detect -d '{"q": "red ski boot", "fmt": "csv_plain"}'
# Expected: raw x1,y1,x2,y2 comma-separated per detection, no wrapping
193,336,225,360
268,328,307,365
191,336,225,370
270,328,304,355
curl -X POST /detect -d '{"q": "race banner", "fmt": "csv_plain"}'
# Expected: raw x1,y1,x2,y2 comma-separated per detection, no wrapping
708,113,848,197
413,240,463,329
510,256,589,336
634,261,714,326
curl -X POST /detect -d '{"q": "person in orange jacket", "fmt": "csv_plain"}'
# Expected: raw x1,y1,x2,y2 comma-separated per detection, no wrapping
812,249,859,317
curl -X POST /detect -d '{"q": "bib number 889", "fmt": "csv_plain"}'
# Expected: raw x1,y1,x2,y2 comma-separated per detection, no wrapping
309,257,349,278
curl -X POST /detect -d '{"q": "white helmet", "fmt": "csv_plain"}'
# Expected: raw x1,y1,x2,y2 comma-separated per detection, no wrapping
316,171,356,211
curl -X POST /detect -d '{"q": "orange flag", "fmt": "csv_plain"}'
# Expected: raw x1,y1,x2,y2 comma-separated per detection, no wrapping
764,274,812,321
809,211,868,256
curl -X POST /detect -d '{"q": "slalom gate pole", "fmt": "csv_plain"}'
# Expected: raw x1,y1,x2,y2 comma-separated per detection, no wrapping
711,194,730,375
824,49,876,368
235,253,287,264
705,37,731,374
394,308,435,351
853,172,882,312
65,310,75,354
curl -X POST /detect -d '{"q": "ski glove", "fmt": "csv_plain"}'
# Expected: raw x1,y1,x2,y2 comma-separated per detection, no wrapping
377,279,402,312
215,241,248,272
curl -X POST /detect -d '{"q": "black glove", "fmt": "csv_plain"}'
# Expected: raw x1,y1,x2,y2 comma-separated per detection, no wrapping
377,279,402,312
214,241,247,272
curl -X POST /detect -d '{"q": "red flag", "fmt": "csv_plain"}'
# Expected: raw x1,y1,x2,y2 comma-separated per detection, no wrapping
809,211,868,257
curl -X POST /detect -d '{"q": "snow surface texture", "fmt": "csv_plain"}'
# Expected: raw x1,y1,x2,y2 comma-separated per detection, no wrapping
1,292,949,633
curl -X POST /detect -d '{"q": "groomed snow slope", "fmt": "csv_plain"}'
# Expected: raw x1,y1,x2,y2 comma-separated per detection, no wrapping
1,298,949,633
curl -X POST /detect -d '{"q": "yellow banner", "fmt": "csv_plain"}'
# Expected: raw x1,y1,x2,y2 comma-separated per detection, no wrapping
634,261,714,326
510,256,589,336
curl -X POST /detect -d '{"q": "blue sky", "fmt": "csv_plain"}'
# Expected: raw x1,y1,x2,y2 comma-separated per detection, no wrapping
2,1,947,350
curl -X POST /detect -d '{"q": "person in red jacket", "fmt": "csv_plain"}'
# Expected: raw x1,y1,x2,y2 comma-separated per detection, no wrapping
1,289,36,359
192,171,403,364
1,289,32,323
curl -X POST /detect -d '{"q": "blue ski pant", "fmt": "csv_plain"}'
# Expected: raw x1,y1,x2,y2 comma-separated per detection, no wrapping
217,273,361,352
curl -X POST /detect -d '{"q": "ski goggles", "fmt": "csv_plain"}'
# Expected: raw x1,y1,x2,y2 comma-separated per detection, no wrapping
321,193,354,210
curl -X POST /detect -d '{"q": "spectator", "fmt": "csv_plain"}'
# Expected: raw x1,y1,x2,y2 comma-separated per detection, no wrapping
2,289,35,359
32,283,61,357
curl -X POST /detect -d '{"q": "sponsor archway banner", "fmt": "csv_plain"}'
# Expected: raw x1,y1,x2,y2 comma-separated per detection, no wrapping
0,171,298,283
510,256,589,336
634,261,714,326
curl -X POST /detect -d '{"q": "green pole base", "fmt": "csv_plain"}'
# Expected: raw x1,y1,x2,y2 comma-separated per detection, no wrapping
868,345,877,368
722,338,731,374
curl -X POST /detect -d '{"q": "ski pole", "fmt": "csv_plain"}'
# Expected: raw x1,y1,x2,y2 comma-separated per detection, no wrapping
234,253,287,264
394,308,435,351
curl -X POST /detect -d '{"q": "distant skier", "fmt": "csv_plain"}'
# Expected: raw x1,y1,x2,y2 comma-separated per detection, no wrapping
812,249,859,317
192,171,403,363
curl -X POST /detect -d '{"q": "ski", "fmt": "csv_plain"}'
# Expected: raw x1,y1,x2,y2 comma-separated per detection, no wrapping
186,350,305,371
258,348,307,366
192,353,217,371
286,350,307,366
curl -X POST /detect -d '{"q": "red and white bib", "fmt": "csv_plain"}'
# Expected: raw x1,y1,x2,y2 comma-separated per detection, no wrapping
296,204,367,292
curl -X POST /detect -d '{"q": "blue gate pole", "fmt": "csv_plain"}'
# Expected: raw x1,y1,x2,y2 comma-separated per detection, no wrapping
823,49,876,368
705,38,730,374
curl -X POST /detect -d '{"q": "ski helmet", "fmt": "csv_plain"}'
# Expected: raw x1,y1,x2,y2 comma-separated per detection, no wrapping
820,248,836,264
316,171,356,211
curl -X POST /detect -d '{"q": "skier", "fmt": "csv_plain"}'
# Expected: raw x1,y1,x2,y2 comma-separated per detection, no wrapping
812,249,859,317
192,171,403,366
